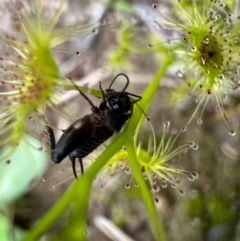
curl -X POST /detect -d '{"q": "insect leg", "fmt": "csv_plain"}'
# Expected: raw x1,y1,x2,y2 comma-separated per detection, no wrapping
71,157,78,179
78,158,84,175
45,125,56,150
69,154,84,179
68,77,99,113
125,92,148,117
125,92,142,103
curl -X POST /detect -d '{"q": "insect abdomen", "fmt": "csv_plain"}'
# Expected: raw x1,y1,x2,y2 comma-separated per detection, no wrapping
69,132,112,159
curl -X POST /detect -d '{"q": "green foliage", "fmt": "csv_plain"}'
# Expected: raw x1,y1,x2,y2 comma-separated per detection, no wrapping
1,0,240,241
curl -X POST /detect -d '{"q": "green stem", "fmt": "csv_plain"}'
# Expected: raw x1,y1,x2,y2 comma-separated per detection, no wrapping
126,137,167,241
22,56,172,241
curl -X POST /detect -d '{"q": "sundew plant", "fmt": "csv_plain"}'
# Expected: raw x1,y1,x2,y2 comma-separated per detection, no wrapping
0,0,240,241
152,0,240,133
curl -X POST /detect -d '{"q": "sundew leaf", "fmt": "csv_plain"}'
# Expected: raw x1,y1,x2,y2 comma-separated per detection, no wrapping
0,135,48,208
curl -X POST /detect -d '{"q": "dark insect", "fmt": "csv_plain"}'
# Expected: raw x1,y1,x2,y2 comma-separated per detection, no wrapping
46,73,142,178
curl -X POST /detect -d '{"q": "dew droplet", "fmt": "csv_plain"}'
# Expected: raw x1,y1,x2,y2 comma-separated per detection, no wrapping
176,69,184,78
188,175,195,181
125,168,132,174
219,2,225,8
229,130,236,136
152,3,158,9
206,89,212,95
164,121,170,129
49,186,56,191
193,144,199,150
42,177,47,182
146,116,150,121
179,189,185,195
191,172,198,179
134,183,139,187
233,86,238,90
181,126,187,132
154,197,159,203
152,173,157,179
171,128,177,135
125,183,131,189
195,98,200,104
151,184,160,193
119,163,125,169
176,180,181,186
197,118,202,125
91,28,98,34
203,38,209,44
162,182,168,188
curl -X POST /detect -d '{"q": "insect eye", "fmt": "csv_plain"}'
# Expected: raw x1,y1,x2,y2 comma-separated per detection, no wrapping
110,97,117,102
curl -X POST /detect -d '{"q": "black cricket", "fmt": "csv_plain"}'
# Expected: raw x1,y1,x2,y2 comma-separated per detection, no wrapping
46,73,142,178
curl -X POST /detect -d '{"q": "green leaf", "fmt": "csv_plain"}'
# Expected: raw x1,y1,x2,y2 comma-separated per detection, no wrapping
0,135,48,208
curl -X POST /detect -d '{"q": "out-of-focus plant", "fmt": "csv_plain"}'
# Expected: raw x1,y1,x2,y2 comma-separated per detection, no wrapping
152,0,240,134
108,23,134,68
0,0,97,156
107,12,156,71
0,0,98,240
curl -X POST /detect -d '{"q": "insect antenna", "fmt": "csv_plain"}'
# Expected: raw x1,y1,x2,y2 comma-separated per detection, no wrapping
68,77,96,109
110,74,149,118
108,73,129,92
